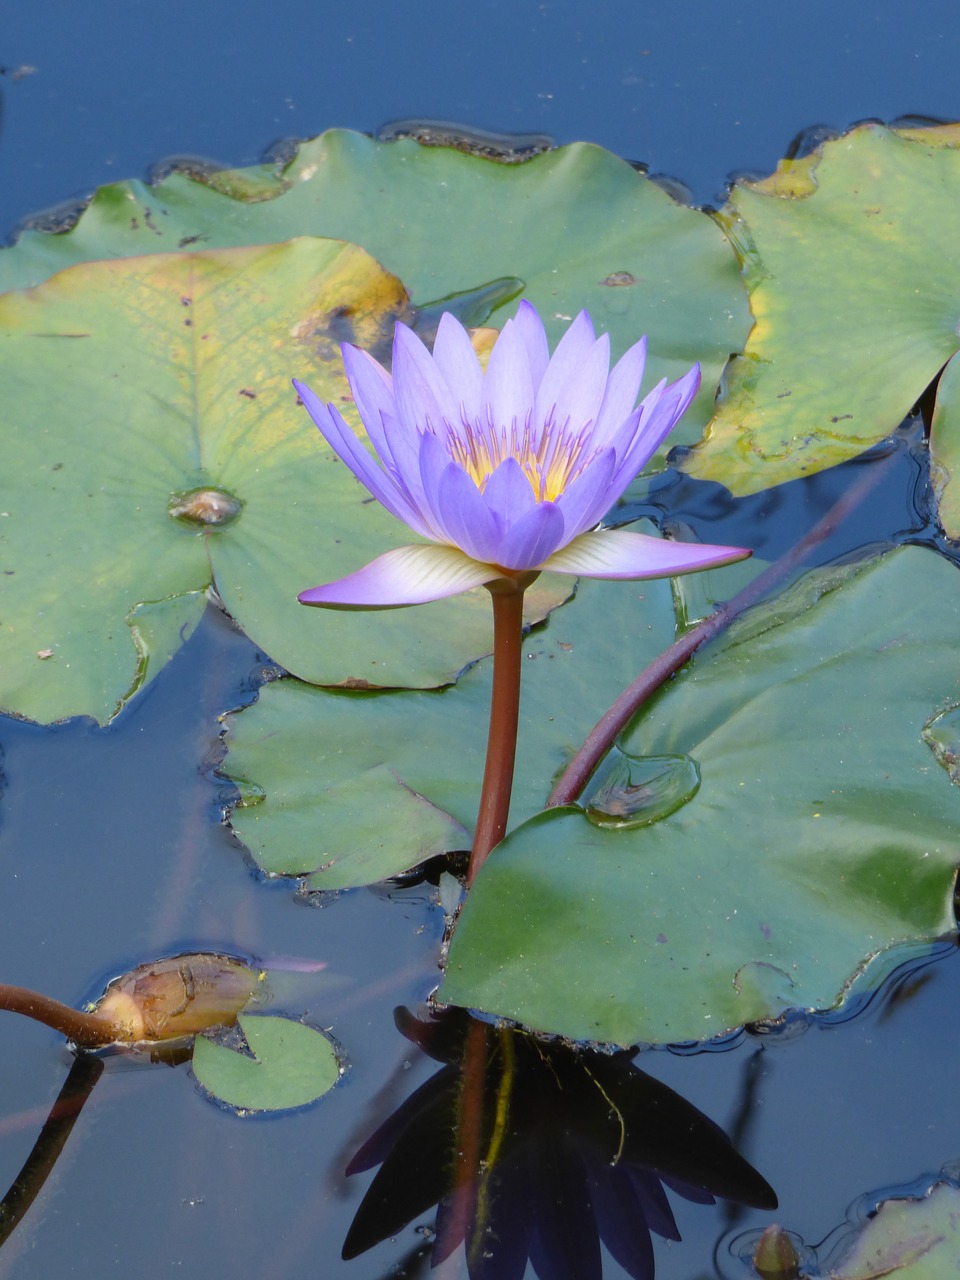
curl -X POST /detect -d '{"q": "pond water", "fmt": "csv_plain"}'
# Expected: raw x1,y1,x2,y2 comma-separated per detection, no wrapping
3,4,960,1278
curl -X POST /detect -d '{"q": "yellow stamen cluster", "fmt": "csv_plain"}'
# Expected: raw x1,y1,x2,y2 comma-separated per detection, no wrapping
445,413,597,503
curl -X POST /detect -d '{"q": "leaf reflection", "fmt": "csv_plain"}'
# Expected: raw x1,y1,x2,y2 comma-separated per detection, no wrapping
343,1007,777,1279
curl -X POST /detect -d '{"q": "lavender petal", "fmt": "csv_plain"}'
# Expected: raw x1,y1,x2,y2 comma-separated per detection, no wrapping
434,463,503,563
292,380,430,534
481,315,536,433
392,323,459,433
553,448,618,539
548,332,611,440
591,336,647,446
432,312,484,422
481,456,537,527
341,344,398,465
534,310,596,423
495,501,566,569
298,544,499,608
542,528,750,578
512,299,550,387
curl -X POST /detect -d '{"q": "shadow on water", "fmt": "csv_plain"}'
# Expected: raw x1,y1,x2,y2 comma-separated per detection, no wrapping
342,1006,775,1280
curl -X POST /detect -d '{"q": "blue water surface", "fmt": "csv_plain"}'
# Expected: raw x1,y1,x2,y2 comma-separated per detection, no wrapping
3,0,960,233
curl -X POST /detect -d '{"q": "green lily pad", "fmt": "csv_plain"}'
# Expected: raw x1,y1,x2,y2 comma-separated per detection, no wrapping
0,235,573,723
441,546,960,1045
833,1182,960,1279
223,551,710,882
243,762,470,890
0,131,750,725
930,348,960,539
681,122,960,496
192,1015,340,1113
1,130,748,439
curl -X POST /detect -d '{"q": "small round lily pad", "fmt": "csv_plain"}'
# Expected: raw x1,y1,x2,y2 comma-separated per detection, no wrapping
192,1015,340,1113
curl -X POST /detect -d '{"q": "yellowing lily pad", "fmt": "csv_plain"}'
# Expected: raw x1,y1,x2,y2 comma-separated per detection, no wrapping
833,1182,960,1279
930,348,960,538
682,122,960,497
0,236,570,723
0,131,750,723
1,130,749,444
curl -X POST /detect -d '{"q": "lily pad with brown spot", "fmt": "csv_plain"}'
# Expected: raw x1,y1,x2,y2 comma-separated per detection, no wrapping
0,236,570,723
0,129,749,448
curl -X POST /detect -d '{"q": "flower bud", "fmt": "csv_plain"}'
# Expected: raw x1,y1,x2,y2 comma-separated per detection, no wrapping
93,954,265,1043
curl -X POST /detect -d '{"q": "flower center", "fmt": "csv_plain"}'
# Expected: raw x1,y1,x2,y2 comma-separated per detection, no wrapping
446,411,596,503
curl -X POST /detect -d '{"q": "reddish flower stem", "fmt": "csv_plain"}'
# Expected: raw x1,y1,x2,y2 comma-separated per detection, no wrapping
548,453,891,807
0,983,119,1047
467,579,532,887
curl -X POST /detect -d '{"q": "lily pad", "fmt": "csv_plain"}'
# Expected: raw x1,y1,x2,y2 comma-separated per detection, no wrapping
0,130,751,723
192,1015,340,1113
224,555,699,882
681,122,960,496
441,546,960,1045
266,764,469,891
0,235,571,723
1,130,748,440
930,349,960,539
833,1182,960,1279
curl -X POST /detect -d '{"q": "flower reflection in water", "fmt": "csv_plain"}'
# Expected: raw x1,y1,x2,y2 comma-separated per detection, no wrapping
343,1007,776,1280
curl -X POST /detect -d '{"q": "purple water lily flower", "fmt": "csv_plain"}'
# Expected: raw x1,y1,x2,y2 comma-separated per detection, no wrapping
294,301,748,608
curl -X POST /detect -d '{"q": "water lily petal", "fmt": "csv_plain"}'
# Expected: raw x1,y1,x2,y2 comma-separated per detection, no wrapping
481,314,536,432
542,528,750,578
549,332,611,439
377,409,433,520
554,447,618,538
392,323,459,433
513,299,550,387
435,463,503,562
591,336,647,446
594,405,655,505
432,312,483,423
299,544,500,609
655,363,701,430
416,429,459,537
496,501,567,570
292,380,429,533
481,456,537,527
534,311,596,422
607,365,700,492
341,344,397,465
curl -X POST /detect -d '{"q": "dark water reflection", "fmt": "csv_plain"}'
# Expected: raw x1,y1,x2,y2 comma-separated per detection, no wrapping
343,1007,775,1280
624,418,936,569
